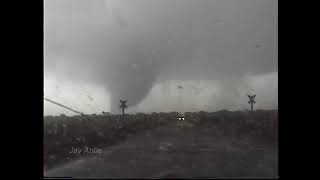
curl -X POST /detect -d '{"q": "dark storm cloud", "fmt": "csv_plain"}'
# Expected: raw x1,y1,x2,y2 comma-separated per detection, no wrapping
45,0,277,112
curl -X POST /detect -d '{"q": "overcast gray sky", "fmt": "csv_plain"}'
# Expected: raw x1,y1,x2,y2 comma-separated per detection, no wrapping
44,0,278,115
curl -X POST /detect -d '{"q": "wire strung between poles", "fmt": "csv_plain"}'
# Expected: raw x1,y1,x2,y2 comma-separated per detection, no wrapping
44,98,84,116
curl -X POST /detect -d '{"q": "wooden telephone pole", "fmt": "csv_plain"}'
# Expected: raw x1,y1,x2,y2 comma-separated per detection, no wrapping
247,94,256,112
120,100,127,116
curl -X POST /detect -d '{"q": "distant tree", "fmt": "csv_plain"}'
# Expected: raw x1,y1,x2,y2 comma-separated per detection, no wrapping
120,100,127,116
247,94,256,112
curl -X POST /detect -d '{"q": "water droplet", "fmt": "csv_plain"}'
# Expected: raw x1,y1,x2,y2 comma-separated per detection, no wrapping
256,44,263,48
131,64,138,69
216,19,224,25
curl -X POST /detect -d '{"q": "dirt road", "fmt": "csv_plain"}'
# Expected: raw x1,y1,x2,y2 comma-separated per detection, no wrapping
44,120,278,178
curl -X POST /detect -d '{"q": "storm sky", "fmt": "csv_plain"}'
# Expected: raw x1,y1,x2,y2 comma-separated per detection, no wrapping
44,0,278,115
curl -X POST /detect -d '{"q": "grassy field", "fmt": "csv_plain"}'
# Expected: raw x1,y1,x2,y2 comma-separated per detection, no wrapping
44,110,278,171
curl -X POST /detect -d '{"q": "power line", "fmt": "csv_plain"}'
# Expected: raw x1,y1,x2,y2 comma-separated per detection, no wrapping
44,98,84,115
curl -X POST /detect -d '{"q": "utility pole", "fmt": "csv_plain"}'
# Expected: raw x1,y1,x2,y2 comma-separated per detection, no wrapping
247,94,256,112
119,100,127,116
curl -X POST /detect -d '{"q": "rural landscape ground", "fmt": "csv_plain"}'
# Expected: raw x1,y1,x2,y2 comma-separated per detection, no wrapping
44,110,278,178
